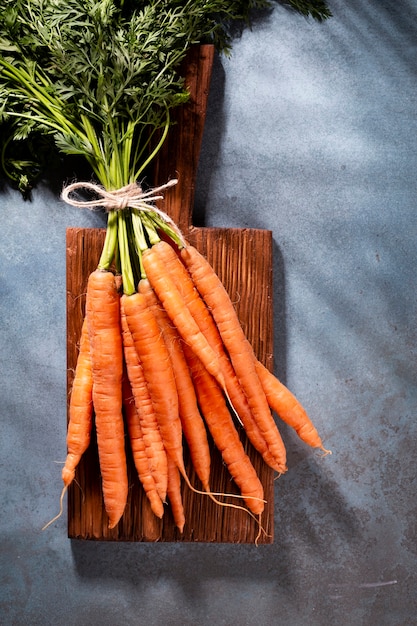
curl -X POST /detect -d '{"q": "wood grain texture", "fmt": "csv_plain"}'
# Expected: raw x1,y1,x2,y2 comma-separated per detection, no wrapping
65,45,275,543
152,44,215,232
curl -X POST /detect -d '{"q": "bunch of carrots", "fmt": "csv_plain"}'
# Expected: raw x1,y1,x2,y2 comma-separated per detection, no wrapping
47,223,329,535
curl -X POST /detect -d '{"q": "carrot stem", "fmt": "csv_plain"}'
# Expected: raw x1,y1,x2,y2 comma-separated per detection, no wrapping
117,210,136,295
134,109,170,180
98,210,118,271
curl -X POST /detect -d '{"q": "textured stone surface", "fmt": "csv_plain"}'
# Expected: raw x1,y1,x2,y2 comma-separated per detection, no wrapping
1,1,416,623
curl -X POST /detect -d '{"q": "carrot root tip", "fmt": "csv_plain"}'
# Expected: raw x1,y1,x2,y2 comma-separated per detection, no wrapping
42,485,67,531
254,513,272,546
318,445,332,457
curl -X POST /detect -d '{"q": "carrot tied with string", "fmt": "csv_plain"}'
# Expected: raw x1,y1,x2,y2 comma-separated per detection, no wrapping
86,269,128,529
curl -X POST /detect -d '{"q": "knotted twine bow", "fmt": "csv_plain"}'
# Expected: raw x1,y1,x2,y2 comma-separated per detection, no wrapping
61,178,186,246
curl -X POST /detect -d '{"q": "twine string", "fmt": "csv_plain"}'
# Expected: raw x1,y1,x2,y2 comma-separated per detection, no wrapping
61,178,186,245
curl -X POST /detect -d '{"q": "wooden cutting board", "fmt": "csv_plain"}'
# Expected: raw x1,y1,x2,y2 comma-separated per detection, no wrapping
66,45,275,543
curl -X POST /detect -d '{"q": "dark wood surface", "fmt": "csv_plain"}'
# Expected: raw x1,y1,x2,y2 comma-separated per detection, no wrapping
66,45,275,543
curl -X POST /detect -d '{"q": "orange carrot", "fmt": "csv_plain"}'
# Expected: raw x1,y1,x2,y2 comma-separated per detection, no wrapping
122,376,164,519
255,360,329,453
122,290,186,479
120,294,168,502
142,246,226,392
86,269,128,529
138,278,212,492
43,316,94,530
184,345,265,516
181,245,287,474
154,240,282,472
166,454,185,533
62,316,93,488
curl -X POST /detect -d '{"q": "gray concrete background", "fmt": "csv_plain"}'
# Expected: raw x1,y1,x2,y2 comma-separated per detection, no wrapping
1,1,416,624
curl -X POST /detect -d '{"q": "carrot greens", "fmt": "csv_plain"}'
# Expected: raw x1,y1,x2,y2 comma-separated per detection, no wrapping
0,0,330,187
0,0,330,292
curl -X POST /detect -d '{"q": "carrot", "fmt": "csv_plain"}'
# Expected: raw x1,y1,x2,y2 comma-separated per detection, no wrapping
62,316,93,488
181,245,287,474
255,360,330,454
122,290,186,480
86,269,128,529
138,278,212,492
166,454,186,533
184,344,265,516
120,294,168,502
154,240,282,472
141,246,226,392
122,376,164,519
42,316,94,530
